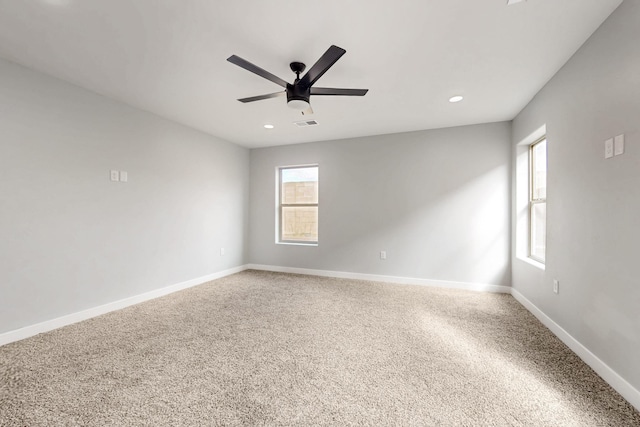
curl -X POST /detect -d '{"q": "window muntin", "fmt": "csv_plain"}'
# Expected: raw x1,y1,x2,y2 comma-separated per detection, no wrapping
529,138,547,263
278,165,318,244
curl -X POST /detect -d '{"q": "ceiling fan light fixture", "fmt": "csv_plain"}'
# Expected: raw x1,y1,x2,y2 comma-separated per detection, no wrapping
287,99,310,111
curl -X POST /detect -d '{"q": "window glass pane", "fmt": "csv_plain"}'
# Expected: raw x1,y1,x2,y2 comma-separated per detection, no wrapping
532,140,547,200
281,167,318,204
531,202,546,262
282,206,318,242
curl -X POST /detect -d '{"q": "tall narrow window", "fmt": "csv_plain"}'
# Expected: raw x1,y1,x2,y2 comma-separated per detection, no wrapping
530,138,547,263
278,165,318,244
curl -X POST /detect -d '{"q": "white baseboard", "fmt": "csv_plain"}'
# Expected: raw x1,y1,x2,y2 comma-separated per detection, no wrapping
0,265,249,347
251,264,639,411
3,263,637,412
247,264,512,294
511,288,640,412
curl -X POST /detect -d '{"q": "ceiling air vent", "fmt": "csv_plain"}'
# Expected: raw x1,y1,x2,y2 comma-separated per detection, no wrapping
294,120,319,127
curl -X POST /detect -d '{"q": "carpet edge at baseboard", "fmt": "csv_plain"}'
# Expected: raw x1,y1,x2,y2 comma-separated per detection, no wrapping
3,264,504,347
4,263,637,414
511,288,640,412
0,265,250,347
247,264,512,294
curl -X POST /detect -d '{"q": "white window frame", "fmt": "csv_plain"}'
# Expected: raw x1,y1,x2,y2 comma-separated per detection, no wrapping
276,164,319,246
529,137,547,264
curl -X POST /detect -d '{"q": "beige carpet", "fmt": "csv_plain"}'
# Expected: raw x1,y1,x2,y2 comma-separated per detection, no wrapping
1,270,639,426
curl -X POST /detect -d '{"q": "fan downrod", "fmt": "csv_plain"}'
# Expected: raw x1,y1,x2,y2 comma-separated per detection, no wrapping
290,62,306,79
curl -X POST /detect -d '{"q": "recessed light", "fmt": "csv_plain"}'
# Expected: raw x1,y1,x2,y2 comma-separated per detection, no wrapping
449,95,464,103
263,124,274,129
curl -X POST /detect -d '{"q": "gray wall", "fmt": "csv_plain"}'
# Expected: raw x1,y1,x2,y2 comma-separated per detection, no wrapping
0,59,249,334
250,122,512,287
512,0,640,391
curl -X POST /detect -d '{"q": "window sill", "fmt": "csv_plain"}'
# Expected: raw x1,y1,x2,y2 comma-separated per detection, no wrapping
517,255,546,271
276,241,318,247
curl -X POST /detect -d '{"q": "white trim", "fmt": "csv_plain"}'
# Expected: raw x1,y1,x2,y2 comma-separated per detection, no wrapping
515,255,546,271
0,265,249,347
247,264,511,294
3,262,637,412
511,288,640,411
517,124,547,147
249,263,639,410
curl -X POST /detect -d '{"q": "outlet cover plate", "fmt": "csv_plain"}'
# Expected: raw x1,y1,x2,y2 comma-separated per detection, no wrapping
614,134,625,156
605,138,614,159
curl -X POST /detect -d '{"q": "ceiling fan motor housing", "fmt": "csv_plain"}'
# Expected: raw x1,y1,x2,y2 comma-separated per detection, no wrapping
286,83,310,105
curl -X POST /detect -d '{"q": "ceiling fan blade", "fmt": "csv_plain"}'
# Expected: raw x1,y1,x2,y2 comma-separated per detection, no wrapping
238,91,285,103
311,87,368,96
298,45,346,89
227,55,289,88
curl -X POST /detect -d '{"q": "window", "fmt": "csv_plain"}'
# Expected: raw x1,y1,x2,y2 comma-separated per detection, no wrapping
529,138,547,263
277,165,318,244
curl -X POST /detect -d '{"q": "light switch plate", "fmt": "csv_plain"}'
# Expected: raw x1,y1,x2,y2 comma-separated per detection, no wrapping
605,138,614,159
110,170,120,181
119,171,128,182
614,134,625,156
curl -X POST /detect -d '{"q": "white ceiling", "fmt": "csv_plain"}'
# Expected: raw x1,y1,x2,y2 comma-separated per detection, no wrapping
0,0,623,148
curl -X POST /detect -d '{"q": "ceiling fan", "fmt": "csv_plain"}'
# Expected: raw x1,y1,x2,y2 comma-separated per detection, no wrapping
227,45,368,115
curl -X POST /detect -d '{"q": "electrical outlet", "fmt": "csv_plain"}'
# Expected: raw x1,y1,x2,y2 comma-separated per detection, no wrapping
220,247,225,256
605,138,614,159
553,279,559,294
380,251,387,260
110,170,120,182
